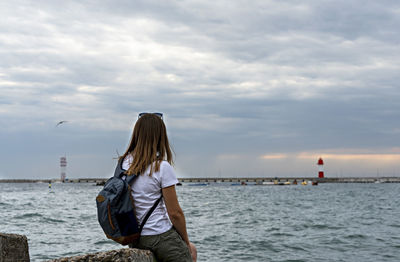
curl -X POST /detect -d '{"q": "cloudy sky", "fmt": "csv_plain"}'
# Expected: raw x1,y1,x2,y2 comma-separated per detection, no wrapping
1,0,400,179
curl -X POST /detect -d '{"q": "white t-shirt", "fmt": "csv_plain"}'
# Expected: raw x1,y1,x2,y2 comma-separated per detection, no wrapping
122,155,178,236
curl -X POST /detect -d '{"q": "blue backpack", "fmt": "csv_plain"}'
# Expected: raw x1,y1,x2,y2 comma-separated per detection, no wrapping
96,157,161,245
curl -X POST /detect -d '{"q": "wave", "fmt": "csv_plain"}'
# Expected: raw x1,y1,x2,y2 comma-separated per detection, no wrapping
270,232,295,237
41,217,66,224
301,223,343,230
345,233,368,239
94,240,112,245
13,213,65,224
14,213,43,219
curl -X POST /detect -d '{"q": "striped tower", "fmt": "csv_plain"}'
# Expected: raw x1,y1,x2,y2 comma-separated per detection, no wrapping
317,157,324,178
60,156,67,182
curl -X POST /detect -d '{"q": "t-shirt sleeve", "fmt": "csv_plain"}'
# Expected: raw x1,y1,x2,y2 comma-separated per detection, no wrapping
160,162,179,188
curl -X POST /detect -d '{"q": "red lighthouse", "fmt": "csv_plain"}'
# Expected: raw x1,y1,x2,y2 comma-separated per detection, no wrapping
317,158,324,178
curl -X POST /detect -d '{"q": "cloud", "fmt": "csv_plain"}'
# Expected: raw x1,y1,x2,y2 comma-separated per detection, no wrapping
260,154,288,160
1,0,400,178
297,147,400,162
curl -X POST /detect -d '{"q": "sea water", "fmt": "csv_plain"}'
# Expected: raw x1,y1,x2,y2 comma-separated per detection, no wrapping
0,182,399,262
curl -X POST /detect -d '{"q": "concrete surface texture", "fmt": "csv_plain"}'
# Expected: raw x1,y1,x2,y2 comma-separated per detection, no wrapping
0,233,30,262
46,248,156,262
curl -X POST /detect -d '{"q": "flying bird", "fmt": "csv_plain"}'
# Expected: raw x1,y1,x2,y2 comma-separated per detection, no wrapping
55,121,68,127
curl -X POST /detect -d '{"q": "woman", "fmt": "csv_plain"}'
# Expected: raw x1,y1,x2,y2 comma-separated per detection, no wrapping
121,113,197,262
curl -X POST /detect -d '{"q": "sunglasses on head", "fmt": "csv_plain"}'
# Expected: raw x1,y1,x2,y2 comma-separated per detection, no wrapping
138,112,163,119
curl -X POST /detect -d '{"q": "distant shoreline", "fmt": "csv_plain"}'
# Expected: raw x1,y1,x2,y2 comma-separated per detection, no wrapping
1,177,400,184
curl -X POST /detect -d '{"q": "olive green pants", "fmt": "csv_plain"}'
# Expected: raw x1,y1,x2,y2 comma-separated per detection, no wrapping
133,228,192,262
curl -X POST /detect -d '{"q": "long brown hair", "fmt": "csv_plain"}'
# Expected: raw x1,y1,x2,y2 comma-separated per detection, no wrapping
121,113,173,176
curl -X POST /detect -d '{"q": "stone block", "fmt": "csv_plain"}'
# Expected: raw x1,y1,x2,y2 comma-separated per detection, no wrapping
47,248,155,262
0,232,30,262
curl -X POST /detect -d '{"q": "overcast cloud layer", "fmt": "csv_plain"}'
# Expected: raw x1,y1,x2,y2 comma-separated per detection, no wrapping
1,0,400,179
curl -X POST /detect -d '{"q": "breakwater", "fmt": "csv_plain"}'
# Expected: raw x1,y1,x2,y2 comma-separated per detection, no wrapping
178,176,400,184
1,176,400,184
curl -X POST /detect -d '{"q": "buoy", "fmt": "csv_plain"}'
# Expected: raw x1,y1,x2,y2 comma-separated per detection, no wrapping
317,157,324,178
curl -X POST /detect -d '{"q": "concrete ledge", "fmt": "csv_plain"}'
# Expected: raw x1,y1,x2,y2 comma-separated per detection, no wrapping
0,233,30,262
47,248,156,262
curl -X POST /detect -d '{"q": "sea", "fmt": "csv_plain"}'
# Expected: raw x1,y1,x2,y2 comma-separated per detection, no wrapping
1,182,399,262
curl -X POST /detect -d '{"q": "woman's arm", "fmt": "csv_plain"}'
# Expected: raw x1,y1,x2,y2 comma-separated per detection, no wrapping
162,185,190,245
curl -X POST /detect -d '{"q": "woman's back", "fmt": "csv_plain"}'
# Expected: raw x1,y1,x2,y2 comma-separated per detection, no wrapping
123,155,178,236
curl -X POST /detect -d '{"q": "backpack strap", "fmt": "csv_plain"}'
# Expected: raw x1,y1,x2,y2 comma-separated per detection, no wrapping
114,157,126,178
115,156,137,185
139,196,163,233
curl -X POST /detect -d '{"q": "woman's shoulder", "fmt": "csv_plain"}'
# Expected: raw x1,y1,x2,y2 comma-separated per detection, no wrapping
158,161,178,187
159,160,174,173
122,154,133,170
